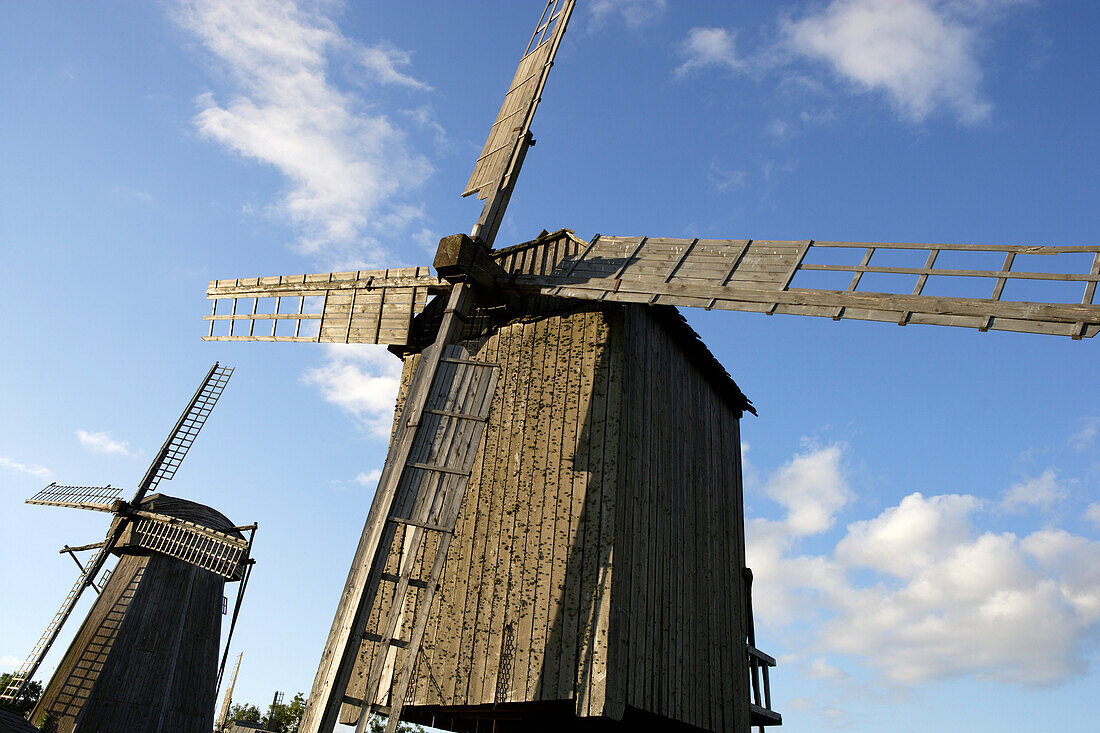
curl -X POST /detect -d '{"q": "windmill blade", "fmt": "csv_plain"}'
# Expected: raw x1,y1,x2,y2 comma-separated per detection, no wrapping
0,529,119,703
464,0,576,246
133,362,233,501
463,0,575,201
503,236,1100,339
205,268,444,345
128,510,250,580
27,483,123,513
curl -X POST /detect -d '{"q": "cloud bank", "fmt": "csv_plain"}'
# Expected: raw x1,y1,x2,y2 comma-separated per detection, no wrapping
176,0,433,267
747,443,1099,686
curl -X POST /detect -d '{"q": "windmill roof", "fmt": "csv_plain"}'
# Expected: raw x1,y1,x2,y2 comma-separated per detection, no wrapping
138,494,244,539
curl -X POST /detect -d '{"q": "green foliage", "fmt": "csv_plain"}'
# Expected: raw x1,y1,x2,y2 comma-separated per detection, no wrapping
226,692,305,733
228,701,263,724
266,692,305,733
0,674,42,717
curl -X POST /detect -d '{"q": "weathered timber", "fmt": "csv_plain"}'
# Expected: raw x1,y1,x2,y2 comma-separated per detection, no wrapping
340,290,753,732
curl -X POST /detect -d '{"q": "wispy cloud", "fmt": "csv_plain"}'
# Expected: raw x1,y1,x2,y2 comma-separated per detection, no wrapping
353,468,382,488
588,0,667,30
76,429,134,457
1000,468,1067,512
175,0,433,267
358,44,431,90
301,345,403,439
708,160,747,192
782,0,1026,123
1070,416,1098,451
747,442,1100,688
0,655,21,672
675,27,745,77
1086,503,1100,529
0,455,52,479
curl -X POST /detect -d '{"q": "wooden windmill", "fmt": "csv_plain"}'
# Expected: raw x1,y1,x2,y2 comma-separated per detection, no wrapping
1,364,257,733
201,2,1100,732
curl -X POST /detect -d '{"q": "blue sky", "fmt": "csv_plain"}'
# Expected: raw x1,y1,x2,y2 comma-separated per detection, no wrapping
1,1,1097,730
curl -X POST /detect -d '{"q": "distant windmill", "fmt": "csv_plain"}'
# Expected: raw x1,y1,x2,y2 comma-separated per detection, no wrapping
1,364,256,733
201,2,1100,732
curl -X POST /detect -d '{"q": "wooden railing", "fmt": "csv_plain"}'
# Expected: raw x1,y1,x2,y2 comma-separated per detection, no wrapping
747,643,781,729
743,567,782,728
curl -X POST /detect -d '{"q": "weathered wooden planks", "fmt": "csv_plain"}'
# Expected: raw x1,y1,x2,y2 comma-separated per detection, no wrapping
463,1,576,200
204,268,443,345
506,236,1100,338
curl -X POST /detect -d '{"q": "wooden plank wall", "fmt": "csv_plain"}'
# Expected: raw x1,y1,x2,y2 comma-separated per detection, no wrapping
341,304,621,722
611,306,750,733
33,552,224,733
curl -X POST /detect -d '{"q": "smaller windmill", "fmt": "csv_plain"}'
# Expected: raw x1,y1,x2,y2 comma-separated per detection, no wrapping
1,363,256,733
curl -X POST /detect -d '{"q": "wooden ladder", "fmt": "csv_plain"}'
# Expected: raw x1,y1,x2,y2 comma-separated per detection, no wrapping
352,344,500,733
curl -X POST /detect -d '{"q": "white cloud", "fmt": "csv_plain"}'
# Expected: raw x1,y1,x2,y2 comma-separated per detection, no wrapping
1070,417,1098,451
301,344,403,439
708,160,747,191
1086,503,1100,529
675,27,745,77
76,429,134,457
0,455,52,479
783,0,1017,123
808,657,849,681
175,0,433,266
0,655,21,672
747,443,1100,687
589,0,667,30
358,44,431,90
354,468,382,488
1000,468,1067,512
764,443,852,536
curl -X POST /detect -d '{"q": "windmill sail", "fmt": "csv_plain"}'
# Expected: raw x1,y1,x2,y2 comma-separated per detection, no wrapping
129,510,250,580
137,362,233,497
463,0,576,202
504,236,1100,338
205,268,442,345
27,483,122,512
0,541,115,703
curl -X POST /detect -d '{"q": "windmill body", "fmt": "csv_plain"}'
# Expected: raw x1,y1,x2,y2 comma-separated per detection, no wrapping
200,2,1099,732
32,495,245,733
331,232,759,733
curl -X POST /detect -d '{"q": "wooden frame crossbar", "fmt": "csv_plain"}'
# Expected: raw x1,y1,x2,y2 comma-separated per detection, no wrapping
205,269,443,345
28,483,122,513
510,236,1100,338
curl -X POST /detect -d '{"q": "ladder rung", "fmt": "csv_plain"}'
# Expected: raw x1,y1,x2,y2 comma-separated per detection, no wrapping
381,572,428,589
422,408,488,422
440,357,499,367
388,516,453,534
406,461,468,476
362,633,408,649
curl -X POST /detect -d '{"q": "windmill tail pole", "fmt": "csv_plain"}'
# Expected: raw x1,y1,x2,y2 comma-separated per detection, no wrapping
216,526,257,694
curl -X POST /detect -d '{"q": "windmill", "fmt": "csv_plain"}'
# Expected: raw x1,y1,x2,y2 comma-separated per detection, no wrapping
1,363,257,733
201,2,1100,732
